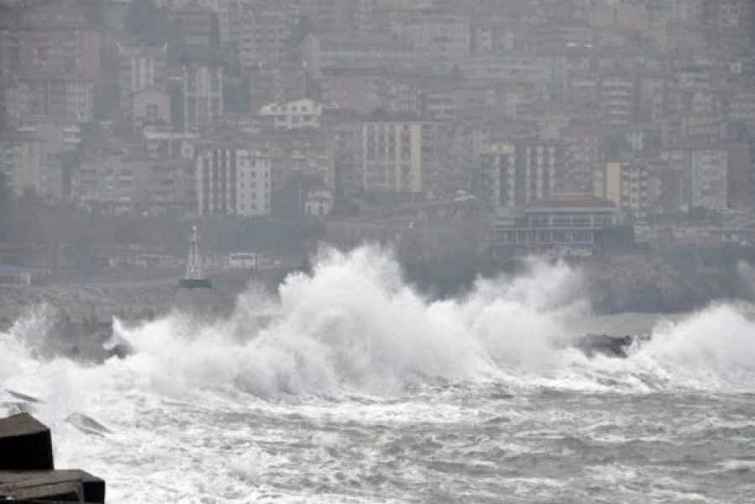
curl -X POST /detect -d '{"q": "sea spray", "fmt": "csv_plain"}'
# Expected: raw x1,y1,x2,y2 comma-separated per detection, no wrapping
3,246,755,403
3,248,754,503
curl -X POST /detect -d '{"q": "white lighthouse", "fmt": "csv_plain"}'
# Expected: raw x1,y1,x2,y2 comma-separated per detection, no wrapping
179,225,212,289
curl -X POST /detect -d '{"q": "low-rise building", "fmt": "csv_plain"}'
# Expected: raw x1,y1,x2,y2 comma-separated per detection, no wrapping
305,187,334,217
258,98,323,130
493,195,621,257
131,87,171,132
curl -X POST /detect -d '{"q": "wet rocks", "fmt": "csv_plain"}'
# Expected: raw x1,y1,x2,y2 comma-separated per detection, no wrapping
573,334,637,358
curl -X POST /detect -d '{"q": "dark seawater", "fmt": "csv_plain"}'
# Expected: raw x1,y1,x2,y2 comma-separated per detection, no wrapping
2,248,754,503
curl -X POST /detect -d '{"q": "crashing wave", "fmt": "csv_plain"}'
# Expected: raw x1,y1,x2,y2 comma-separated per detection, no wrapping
2,246,755,401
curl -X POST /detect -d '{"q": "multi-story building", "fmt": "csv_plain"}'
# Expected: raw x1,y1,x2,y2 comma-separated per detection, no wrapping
599,74,636,129
331,115,363,200
361,117,430,195
662,147,729,212
131,87,172,132
560,125,602,195
493,195,620,258
593,161,651,220
182,63,223,132
0,129,41,197
479,141,566,215
13,1,101,80
173,5,220,49
239,4,292,71
78,154,151,211
302,34,416,78
258,98,323,130
0,122,80,200
116,42,167,117
5,76,95,124
461,54,551,89
391,10,471,65
143,126,198,161
195,145,272,217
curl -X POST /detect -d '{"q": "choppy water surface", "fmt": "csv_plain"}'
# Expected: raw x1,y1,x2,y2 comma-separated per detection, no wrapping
2,248,754,503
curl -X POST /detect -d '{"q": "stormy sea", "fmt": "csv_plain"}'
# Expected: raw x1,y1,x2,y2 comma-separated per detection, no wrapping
1,247,754,503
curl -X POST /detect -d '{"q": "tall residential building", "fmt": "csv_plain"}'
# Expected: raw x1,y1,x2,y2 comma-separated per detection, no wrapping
0,122,81,200
593,161,651,220
182,63,224,132
599,74,636,129
196,145,272,217
239,4,292,71
117,43,167,116
361,118,427,195
391,10,471,64
173,5,220,49
480,141,565,214
5,77,95,124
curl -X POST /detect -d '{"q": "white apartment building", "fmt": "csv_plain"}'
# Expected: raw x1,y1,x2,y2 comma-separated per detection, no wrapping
236,149,271,217
259,98,323,130
480,142,564,215
196,146,271,217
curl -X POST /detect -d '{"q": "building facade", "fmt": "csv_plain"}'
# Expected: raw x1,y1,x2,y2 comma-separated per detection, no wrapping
183,63,224,132
480,141,565,215
361,119,425,195
196,145,271,217
259,98,323,130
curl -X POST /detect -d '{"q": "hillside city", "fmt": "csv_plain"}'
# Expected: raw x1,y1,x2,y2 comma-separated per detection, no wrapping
1,0,755,289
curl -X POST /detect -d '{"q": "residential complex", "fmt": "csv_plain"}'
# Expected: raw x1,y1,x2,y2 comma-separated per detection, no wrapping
1,0,755,258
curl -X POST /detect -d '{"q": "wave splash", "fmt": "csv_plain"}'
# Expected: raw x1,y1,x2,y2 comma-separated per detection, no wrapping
3,246,755,401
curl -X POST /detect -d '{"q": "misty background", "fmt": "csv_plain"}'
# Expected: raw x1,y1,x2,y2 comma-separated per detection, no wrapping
0,0,754,319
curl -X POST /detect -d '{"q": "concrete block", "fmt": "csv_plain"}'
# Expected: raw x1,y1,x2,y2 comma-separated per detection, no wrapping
0,469,105,503
0,413,54,471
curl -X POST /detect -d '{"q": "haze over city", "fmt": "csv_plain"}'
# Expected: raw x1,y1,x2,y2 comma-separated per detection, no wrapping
1,1,755,503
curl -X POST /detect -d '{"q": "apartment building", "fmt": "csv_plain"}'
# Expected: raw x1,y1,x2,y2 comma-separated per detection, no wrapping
361,118,427,195
182,63,224,132
480,141,566,215
259,98,323,130
196,145,272,217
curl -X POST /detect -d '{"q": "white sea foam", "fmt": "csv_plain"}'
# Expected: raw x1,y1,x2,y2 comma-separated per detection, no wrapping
2,246,755,404
2,246,754,503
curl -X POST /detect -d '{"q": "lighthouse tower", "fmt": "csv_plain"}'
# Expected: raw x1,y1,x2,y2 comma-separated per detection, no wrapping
179,225,212,289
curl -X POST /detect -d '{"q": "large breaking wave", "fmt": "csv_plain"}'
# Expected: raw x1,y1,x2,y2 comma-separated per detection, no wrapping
2,246,755,407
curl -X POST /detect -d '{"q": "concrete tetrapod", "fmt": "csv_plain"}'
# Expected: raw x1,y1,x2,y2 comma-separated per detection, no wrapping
0,413,106,503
